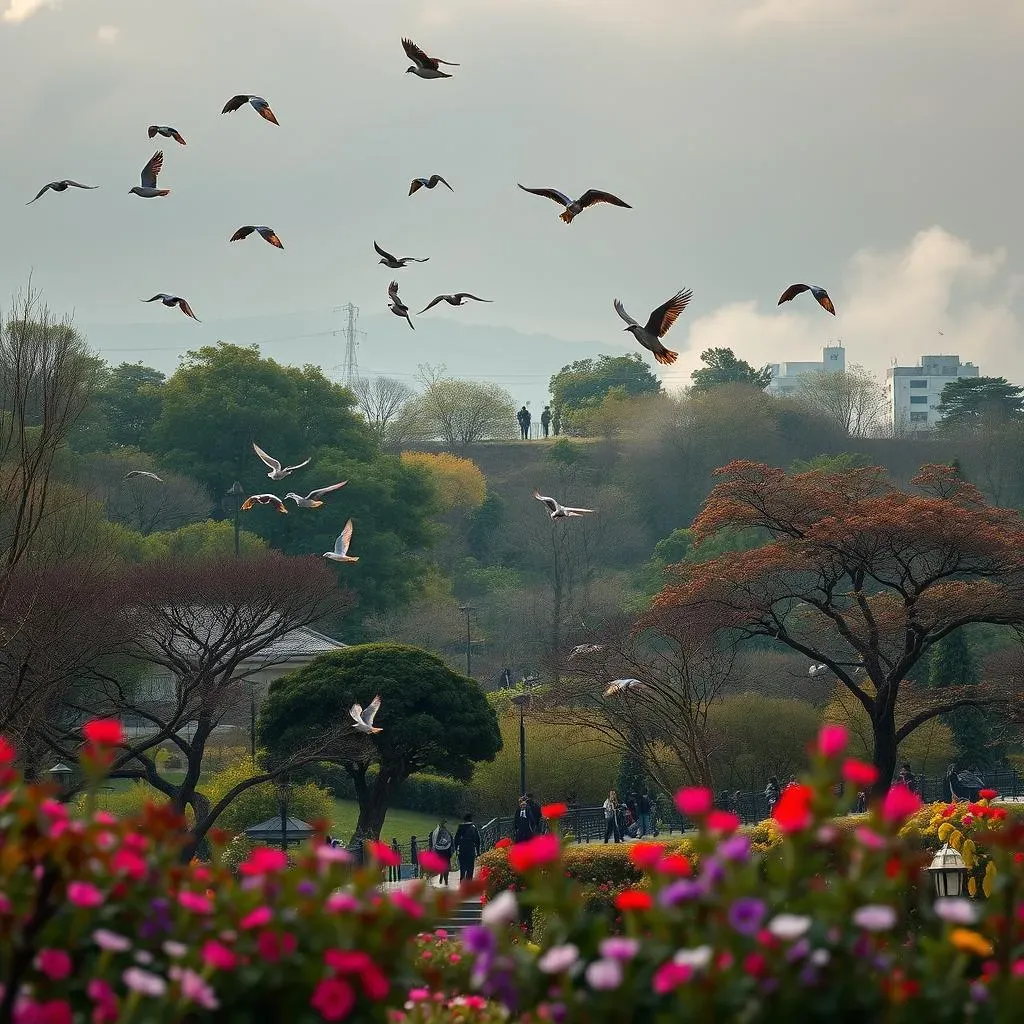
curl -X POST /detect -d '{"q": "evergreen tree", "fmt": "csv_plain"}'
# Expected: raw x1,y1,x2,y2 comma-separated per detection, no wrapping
617,748,647,805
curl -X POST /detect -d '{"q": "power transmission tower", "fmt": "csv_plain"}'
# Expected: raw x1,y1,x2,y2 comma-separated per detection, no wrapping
334,303,364,386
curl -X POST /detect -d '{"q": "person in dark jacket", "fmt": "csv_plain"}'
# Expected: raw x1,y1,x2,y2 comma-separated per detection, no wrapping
525,793,542,834
512,796,535,842
454,812,482,882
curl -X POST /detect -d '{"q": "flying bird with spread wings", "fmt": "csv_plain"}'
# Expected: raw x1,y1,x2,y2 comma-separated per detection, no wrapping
130,151,170,198
142,294,199,321
604,678,643,697
252,442,311,481
230,225,284,249
221,94,279,124
569,644,605,659
409,174,454,196
613,288,692,366
533,490,596,519
324,520,359,564
350,694,381,734
374,241,429,268
402,37,459,79
517,184,632,224
777,283,835,316
418,293,491,314
148,125,186,145
123,470,163,482
808,664,828,677
240,493,288,513
26,180,98,205
387,280,415,330
284,482,348,509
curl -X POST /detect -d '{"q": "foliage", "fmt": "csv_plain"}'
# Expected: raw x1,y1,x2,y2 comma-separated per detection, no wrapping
794,365,886,437
144,519,268,559
788,452,873,474
466,491,506,561
689,348,772,393
91,361,166,450
548,354,661,418
352,376,416,446
937,376,1024,432
401,452,487,512
323,767,471,818
406,373,517,449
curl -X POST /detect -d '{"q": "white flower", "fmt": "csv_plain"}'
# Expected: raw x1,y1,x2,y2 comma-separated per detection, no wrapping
811,949,831,967
92,929,131,953
935,898,979,926
852,904,897,933
585,958,624,990
538,943,581,974
673,945,713,971
162,941,188,959
480,890,518,929
122,967,167,997
767,914,812,941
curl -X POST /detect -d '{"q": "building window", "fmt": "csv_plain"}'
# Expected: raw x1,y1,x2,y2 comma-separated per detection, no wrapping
909,379,928,388
909,411,929,423
909,396,928,405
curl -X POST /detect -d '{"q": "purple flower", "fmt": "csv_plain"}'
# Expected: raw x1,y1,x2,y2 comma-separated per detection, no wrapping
785,938,811,963
462,925,496,957
728,898,766,936
970,982,989,1003
718,834,751,862
798,965,819,987
699,858,725,888
599,937,639,961
297,881,316,897
93,929,131,953
538,944,580,975
659,880,702,907
852,904,897,933
935,898,978,925
122,967,166,997
585,958,623,991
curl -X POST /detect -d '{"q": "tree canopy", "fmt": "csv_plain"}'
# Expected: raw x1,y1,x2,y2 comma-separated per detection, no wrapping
937,376,1024,432
549,354,661,417
690,348,773,393
92,362,167,450
405,371,517,449
795,365,885,437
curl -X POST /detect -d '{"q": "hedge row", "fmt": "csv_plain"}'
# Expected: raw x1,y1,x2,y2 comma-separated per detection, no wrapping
308,764,470,817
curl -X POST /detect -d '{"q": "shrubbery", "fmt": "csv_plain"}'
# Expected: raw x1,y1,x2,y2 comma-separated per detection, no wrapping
322,767,470,817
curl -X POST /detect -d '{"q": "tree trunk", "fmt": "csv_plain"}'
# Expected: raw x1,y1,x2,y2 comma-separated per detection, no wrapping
352,769,400,842
871,702,898,797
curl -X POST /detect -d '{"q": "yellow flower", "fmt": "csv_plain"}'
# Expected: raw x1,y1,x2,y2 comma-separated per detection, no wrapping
962,840,977,869
983,874,993,898
937,822,953,843
949,929,993,958
968,877,978,897
950,829,964,852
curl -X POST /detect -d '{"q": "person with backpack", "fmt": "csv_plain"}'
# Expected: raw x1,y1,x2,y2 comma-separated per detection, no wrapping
429,818,454,885
454,812,482,882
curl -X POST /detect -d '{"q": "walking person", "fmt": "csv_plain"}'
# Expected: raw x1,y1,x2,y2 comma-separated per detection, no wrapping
525,793,542,835
603,789,622,844
454,812,482,882
765,776,781,817
410,836,420,879
516,405,532,440
429,818,455,886
512,795,535,843
541,405,552,438
637,789,654,837
388,838,400,883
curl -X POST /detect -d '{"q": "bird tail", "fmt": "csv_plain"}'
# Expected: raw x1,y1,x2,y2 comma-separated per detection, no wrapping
655,348,678,366
156,189,171,196
559,210,574,224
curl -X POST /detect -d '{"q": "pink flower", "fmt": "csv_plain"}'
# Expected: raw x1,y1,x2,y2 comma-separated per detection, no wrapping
162,941,188,959
653,961,692,994
256,930,297,963
408,988,431,1003
417,850,448,875
83,719,123,746
35,949,71,981
390,891,424,918
0,737,14,764
854,827,886,850
169,967,220,1011
14,1000,72,1024
111,848,147,881
86,980,118,1024
177,891,213,915
817,724,848,758
67,882,103,908
240,906,272,929
852,904,897,932
325,949,372,973
316,845,352,865
310,978,356,1021
881,784,922,824
706,810,741,834
772,784,814,833
586,958,623,990
507,833,560,873
92,930,132,953
674,787,713,817
367,841,401,867
539,943,580,974
842,759,878,788
201,941,237,972
325,892,360,914
238,847,288,876
122,967,166,997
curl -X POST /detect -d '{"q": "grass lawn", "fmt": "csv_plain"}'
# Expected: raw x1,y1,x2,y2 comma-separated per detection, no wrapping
330,800,439,845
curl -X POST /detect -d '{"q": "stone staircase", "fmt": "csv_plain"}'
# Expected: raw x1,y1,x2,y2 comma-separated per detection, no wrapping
435,896,482,934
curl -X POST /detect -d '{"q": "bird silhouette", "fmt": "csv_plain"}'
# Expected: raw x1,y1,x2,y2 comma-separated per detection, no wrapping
325,520,360,564
374,241,429,268
230,225,284,249
252,442,311,481
409,174,453,196
517,184,631,224
240,493,288,513
388,280,415,329
402,37,459,79
148,125,186,145
418,293,491,314
130,151,169,198
350,693,381,732
26,180,98,205
142,294,198,320
284,482,348,509
221,95,279,125
613,288,692,365
533,490,596,519
778,283,835,316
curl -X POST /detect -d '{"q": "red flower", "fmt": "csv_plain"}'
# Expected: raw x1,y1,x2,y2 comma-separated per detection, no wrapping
256,930,297,962
980,788,998,801
743,952,766,978
615,889,653,912
201,940,237,971
842,759,878,788
507,833,560,873
941,805,957,818
325,949,372,973
772,783,814,832
656,853,692,877
495,838,512,849
881,784,921,824
35,949,72,981
885,857,903,880
817,724,848,758
541,802,568,819
417,850,448,875
0,736,14,764
628,842,666,869
674,787,713,817
311,978,356,1021
111,849,147,881
82,719,123,746
367,841,401,868
238,847,288,876
706,810,740,833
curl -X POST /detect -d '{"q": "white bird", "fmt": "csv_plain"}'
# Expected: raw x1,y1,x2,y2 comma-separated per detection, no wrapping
26,180,98,205
324,519,359,564
252,442,311,481
130,151,170,198
533,490,596,519
221,94,279,124
240,493,288,514
613,289,692,366
569,644,604,659
409,174,454,196
604,678,643,697
374,241,429,269
284,481,348,509
148,125,186,145
517,184,632,225
402,37,459,79
230,225,284,249
418,293,491,314
142,294,199,321
350,693,381,734
387,281,415,330
808,664,828,676
123,470,164,482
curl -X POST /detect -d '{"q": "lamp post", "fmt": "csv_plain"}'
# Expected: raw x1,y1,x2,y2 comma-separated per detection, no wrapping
927,843,969,898
248,680,257,762
511,675,538,797
226,481,245,557
459,605,474,678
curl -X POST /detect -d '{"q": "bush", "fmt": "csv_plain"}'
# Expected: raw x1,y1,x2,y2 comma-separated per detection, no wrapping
309,765,470,817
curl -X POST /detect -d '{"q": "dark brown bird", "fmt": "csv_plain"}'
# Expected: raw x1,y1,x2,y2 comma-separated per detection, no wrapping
26,180,98,205
142,294,200,321
148,125,186,145
388,281,415,330
613,288,692,365
130,151,169,198
230,225,284,249
409,174,453,196
777,283,835,316
402,37,459,79
418,293,492,314
221,95,279,125
517,184,632,224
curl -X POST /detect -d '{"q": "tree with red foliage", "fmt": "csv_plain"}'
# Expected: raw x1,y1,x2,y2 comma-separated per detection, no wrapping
647,460,1024,792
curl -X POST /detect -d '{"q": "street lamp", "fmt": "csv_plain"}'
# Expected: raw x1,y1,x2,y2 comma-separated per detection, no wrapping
511,675,538,798
226,481,246,557
928,843,969,898
459,605,475,678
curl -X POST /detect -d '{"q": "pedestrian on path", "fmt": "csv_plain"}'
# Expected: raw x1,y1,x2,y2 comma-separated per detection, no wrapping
454,812,482,882
429,819,455,886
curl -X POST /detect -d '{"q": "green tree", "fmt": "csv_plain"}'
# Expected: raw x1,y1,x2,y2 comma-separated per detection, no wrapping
406,370,517,449
937,377,1024,432
93,362,166,449
549,354,661,418
260,644,502,841
689,348,772,393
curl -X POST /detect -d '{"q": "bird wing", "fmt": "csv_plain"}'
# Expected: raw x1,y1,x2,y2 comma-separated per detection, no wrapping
388,280,402,303
577,189,631,210
170,129,186,145
222,94,250,113
374,241,396,261
282,456,312,473
812,288,836,315
306,481,348,500
364,694,381,725
418,296,445,314
409,179,425,195
140,151,163,188
402,37,436,69
25,183,53,205
644,288,693,338
256,102,279,125
613,298,640,328
532,490,559,513
349,703,365,723
433,175,454,191
65,181,98,190
517,184,572,208
452,293,491,303
230,226,256,241
252,442,282,473
335,519,354,556
241,493,283,510
147,125,159,138
178,299,200,321
563,506,596,515
777,283,810,305
257,227,284,248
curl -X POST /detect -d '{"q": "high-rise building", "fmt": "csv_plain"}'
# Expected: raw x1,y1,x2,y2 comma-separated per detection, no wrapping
766,344,846,397
885,354,980,433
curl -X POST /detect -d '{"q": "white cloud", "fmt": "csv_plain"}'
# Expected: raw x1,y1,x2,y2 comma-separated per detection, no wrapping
665,227,1024,391
2,0,58,23
95,24,118,44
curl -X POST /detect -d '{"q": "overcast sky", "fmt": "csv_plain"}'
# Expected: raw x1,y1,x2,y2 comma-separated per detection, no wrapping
2,0,1022,400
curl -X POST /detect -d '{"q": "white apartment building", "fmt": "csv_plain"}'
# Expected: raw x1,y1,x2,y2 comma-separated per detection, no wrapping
885,354,980,433
766,345,846,397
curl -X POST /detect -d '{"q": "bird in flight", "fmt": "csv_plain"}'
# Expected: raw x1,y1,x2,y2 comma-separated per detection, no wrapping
603,678,643,697
252,442,311,481
777,283,835,316
142,294,199,321
25,180,98,205
402,37,459,79
613,288,692,366
517,185,632,225
130,151,170,198
284,481,348,509
350,693,381,734
374,241,429,269
221,94,279,125
418,293,491,314
808,664,828,677
148,125,186,145
569,644,604,659
387,280,415,330
325,519,360,564
409,174,453,196
123,470,163,482
240,493,288,513
533,490,596,519
230,225,284,249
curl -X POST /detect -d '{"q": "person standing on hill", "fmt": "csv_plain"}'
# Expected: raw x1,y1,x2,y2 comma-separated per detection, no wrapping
512,795,535,842
541,405,552,438
454,812,482,882
517,405,531,440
